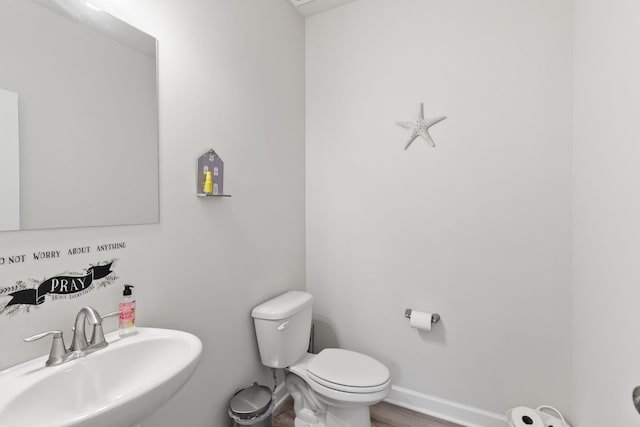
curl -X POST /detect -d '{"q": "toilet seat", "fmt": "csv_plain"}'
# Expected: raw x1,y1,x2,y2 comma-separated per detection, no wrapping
306,349,391,394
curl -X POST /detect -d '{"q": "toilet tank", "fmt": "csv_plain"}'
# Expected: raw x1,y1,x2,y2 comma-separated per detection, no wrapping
251,291,313,368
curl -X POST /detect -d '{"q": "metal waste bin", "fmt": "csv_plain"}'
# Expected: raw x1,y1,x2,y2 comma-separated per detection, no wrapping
229,383,274,427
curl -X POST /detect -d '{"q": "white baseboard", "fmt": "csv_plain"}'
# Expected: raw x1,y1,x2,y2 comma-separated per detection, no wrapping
273,381,290,410
273,382,508,427
384,386,509,427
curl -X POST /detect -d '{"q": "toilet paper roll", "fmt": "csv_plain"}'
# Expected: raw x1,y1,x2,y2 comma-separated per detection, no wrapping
507,407,544,427
409,311,433,331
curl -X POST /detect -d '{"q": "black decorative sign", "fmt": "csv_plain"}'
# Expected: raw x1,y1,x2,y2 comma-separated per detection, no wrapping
6,263,113,306
0,261,118,316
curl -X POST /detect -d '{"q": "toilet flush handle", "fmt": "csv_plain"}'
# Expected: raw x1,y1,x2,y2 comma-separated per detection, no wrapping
277,321,290,331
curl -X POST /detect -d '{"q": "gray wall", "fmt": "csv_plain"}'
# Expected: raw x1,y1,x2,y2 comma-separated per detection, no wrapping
573,0,640,424
0,0,305,425
306,0,573,416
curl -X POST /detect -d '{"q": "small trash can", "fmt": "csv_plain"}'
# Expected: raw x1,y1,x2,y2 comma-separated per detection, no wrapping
228,382,274,427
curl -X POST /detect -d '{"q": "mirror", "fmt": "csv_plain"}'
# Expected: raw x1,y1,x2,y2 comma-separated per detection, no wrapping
0,0,159,231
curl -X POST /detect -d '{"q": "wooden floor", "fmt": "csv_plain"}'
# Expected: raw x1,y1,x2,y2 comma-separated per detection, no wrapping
272,398,463,427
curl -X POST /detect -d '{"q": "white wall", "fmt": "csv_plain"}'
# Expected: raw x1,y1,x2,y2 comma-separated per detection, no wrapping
0,0,305,426
306,0,573,416
572,0,640,425
0,88,20,232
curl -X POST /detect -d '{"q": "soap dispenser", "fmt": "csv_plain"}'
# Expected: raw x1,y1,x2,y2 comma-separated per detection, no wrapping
119,284,136,337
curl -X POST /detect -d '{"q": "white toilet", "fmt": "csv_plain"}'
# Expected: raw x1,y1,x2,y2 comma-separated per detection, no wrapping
252,291,391,427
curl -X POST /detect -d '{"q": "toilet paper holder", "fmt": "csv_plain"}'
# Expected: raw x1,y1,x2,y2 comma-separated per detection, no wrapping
405,309,441,324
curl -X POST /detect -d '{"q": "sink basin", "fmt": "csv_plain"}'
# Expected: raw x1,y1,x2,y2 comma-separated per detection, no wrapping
0,328,202,427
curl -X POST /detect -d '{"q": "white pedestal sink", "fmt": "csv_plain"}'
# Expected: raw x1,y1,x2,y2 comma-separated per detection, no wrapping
0,328,202,427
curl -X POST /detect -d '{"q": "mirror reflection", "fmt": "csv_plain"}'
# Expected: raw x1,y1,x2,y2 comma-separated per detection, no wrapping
0,0,159,232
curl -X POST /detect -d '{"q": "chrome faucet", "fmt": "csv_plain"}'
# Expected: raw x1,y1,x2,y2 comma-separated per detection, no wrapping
24,306,119,367
70,306,103,352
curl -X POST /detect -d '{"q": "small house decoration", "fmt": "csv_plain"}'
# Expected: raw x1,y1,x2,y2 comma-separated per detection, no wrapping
197,149,229,197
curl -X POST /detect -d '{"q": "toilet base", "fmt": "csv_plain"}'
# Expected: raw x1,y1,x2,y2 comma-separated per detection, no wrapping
286,372,374,427
326,406,371,427
291,405,371,427
294,419,325,427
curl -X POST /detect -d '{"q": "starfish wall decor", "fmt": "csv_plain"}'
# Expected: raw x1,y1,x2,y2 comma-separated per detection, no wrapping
396,103,446,150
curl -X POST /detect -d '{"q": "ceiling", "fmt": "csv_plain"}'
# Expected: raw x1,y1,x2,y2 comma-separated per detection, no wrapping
288,0,357,17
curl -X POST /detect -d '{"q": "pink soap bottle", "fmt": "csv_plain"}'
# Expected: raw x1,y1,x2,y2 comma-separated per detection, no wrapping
119,284,136,337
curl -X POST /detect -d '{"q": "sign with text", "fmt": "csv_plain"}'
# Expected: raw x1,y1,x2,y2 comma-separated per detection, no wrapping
0,241,127,267
0,241,126,316
5,263,113,306
0,261,118,316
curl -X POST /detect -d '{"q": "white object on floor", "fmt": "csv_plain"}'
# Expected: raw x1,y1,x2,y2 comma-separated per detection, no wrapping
252,291,391,427
536,405,570,427
507,405,570,427
507,407,544,427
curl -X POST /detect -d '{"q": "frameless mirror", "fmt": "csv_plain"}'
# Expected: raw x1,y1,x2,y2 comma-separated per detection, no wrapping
0,0,159,231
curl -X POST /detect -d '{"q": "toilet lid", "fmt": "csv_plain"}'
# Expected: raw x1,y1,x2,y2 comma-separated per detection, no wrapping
306,349,390,390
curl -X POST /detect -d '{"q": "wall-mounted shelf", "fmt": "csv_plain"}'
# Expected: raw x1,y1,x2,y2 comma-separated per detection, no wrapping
197,149,231,197
197,194,232,198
